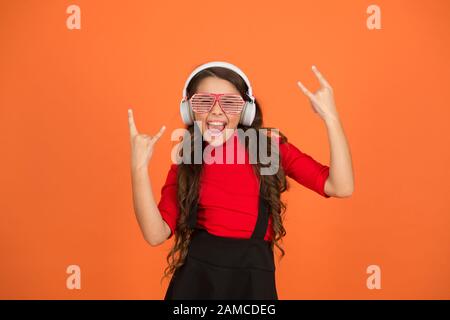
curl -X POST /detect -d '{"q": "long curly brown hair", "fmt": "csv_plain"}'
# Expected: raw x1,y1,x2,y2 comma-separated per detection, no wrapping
161,66,291,283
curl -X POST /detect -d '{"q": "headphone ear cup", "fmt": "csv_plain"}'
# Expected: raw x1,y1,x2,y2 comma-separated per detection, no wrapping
239,101,256,126
180,100,194,125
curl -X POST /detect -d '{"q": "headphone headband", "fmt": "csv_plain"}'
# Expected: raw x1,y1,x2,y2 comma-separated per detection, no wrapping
182,61,255,102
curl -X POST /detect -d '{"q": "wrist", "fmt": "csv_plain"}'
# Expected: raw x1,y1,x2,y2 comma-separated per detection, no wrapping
131,164,148,175
324,114,341,126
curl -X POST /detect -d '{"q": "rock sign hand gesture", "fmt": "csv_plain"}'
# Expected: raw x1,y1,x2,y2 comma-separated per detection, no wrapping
297,65,339,122
128,108,166,171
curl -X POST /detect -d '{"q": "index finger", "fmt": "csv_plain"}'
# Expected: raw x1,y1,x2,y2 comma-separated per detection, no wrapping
151,125,166,143
311,65,332,90
128,109,139,137
297,81,321,107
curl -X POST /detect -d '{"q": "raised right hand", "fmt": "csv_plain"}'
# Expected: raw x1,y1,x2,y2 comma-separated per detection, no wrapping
128,108,166,171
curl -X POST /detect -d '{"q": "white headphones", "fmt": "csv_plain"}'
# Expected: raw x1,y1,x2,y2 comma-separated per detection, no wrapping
179,61,256,126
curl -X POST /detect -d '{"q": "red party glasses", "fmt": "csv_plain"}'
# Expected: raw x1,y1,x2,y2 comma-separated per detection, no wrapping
189,92,246,115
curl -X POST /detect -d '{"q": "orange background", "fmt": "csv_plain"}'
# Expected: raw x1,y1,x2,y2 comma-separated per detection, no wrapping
1,0,449,299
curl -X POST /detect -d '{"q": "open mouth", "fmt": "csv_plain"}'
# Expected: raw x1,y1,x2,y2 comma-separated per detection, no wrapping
206,121,227,136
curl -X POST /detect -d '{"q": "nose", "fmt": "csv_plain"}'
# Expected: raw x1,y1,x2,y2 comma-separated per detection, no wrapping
210,99,224,115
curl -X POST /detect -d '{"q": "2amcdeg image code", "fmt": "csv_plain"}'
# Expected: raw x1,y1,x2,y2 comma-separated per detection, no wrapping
170,304,277,317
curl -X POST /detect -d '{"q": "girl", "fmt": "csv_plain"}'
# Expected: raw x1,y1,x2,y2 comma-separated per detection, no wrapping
128,61,354,300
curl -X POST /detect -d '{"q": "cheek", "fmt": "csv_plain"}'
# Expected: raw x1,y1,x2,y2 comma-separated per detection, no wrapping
227,114,241,127
194,113,207,125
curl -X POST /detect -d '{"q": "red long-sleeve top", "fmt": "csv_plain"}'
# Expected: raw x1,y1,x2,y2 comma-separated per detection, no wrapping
158,130,330,242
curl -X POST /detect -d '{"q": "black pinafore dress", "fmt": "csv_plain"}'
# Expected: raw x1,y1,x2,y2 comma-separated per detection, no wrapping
164,184,278,300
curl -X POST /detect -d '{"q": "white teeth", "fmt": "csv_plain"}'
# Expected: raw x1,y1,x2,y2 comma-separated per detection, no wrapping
208,121,226,125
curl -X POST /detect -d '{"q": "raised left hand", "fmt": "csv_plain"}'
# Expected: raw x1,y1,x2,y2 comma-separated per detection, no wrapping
297,65,339,122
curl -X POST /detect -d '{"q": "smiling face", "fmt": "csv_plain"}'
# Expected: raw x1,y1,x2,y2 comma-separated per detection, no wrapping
192,76,243,147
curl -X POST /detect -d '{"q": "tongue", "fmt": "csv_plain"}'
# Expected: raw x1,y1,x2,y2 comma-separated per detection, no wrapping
209,124,225,131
